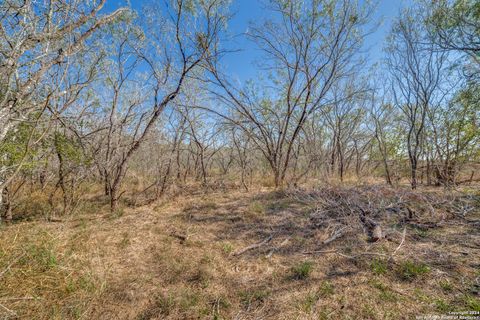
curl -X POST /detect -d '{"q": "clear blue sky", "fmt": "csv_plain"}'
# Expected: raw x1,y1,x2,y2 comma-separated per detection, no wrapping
104,0,412,81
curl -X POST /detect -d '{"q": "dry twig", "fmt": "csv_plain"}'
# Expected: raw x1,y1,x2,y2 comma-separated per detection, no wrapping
233,235,273,256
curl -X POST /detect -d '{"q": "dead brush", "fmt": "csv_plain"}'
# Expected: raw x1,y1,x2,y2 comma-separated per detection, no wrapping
290,184,470,259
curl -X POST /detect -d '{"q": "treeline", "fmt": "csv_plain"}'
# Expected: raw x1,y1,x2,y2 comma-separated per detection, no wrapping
0,0,478,219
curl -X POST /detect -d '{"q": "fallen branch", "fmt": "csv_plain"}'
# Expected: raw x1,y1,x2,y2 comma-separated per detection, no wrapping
302,249,388,259
266,237,290,258
233,235,273,256
302,249,339,255
322,226,347,245
337,251,389,259
169,232,187,242
391,227,407,258
0,297,40,301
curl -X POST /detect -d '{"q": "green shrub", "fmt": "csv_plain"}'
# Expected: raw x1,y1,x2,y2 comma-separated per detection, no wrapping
291,261,314,280
398,260,430,281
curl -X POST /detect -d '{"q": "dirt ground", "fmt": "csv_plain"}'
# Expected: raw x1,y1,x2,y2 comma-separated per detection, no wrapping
0,185,479,319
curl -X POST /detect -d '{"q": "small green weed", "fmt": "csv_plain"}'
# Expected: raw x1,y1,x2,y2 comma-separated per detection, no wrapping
291,261,314,280
398,260,430,281
370,258,388,275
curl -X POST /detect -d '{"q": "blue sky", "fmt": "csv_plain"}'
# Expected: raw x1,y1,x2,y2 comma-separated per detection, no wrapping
104,0,412,81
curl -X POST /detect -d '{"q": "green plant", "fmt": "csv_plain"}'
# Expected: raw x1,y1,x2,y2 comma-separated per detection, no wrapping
267,200,289,212
369,279,397,302
221,242,234,255
439,279,453,292
415,228,429,238
178,290,200,311
139,293,176,319
190,264,212,289
434,299,454,312
291,261,314,280
118,232,130,248
201,201,218,211
361,305,377,319
239,288,270,307
26,243,58,271
464,295,480,312
298,291,320,313
318,281,334,297
248,201,265,215
370,258,388,275
398,260,430,281
66,274,96,294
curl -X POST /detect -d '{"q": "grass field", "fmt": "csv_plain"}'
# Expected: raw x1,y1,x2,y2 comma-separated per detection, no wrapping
0,185,479,319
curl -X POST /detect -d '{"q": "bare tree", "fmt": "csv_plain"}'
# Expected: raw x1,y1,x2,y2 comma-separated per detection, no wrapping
0,0,126,217
386,9,448,189
205,0,374,187
424,0,480,79
323,80,368,181
98,0,229,211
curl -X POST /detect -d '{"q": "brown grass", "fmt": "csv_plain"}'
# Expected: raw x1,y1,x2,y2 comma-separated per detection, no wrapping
0,184,479,319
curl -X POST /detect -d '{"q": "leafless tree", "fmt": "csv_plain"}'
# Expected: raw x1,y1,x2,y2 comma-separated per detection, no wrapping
204,0,374,187
386,9,448,189
84,0,229,211
0,0,127,217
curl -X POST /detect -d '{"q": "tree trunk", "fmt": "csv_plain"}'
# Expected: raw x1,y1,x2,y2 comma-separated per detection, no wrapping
2,187,12,222
110,185,119,213
410,158,417,190
383,158,393,186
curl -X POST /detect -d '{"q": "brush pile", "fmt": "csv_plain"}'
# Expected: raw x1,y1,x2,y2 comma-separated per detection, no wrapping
288,185,480,250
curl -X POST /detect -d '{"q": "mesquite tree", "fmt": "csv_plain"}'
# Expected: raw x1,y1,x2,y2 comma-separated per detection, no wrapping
386,9,448,189
205,0,374,187
0,0,126,218
97,0,229,211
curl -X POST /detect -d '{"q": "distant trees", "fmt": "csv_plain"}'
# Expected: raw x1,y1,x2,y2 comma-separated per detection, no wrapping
425,0,480,79
87,0,229,211
386,9,448,189
0,0,127,218
0,0,479,221
206,0,374,187
427,85,480,186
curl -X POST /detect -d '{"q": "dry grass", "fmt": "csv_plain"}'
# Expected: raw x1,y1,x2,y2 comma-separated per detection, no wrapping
0,184,479,319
